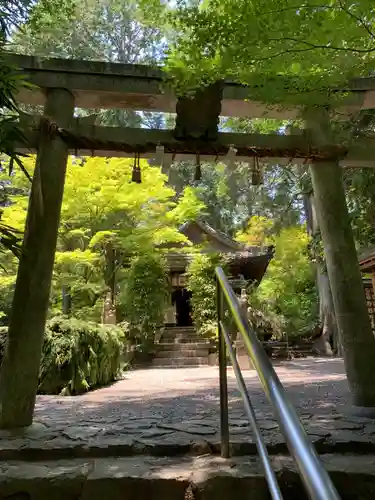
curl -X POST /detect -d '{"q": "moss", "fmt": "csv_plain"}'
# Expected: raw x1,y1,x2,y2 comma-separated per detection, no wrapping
0,318,126,395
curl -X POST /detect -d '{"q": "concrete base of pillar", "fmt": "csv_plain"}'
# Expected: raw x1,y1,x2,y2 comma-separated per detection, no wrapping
208,353,218,366
234,341,255,370
343,404,375,418
0,421,47,439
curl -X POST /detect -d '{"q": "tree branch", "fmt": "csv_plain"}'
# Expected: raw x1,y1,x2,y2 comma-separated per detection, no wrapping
267,36,375,54
337,0,375,42
252,3,333,18
248,46,319,63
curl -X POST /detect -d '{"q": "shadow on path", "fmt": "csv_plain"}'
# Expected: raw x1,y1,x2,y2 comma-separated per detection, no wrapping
35,358,349,425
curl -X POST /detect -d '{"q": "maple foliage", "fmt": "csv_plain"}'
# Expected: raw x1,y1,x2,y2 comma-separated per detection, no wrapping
0,156,205,322
142,0,375,106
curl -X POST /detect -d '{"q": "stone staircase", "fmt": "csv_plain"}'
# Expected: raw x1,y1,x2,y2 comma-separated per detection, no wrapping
152,326,210,368
264,340,315,359
2,453,373,499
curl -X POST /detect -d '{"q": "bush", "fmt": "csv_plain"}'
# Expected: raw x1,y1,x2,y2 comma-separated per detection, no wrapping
0,275,16,325
246,295,284,340
186,253,225,333
0,318,126,395
118,253,169,349
199,320,218,339
256,226,318,336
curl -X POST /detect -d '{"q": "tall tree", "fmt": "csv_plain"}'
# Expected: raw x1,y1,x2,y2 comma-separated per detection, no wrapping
12,0,165,62
168,159,301,235
300,169,338,355
11,0,167,127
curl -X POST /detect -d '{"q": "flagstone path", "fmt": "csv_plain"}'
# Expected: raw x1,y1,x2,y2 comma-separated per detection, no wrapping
2,358,375,459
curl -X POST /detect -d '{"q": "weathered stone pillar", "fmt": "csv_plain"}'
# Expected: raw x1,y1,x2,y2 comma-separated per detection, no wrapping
0,88,75,428
306,107,375,408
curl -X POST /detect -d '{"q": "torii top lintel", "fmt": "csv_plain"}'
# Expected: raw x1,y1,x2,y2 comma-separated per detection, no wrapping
8,53,375,120
10,53,375,168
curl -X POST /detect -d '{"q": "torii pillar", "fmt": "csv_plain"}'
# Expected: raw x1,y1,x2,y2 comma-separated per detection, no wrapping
0,88,75,428
306,107,375,409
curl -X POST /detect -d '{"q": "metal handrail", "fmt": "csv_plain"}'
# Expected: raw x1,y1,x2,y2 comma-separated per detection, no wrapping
216,266,341,500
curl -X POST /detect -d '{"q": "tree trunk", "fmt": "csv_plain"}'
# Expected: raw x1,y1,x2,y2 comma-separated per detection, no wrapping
293,127,336,354
304,190,338,355
0,88,75,428
101,242,116,325
306,107,375,407
62,286,72,316
314,271,334,356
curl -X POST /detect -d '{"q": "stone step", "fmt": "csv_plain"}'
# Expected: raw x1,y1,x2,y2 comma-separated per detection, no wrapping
154,349,209,358
162,332,197,339
1,454,374,500
271,349,314,359
163,326,195,330
161,337,206,344
152,357,209,367
157,342,210,351
163,327,195,333
270,345,313,351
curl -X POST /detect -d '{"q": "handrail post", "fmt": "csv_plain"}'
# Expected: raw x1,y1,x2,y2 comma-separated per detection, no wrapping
217,277,230,458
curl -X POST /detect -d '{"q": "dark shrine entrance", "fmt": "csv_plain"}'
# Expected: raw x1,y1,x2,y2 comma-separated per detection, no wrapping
172,288,193,327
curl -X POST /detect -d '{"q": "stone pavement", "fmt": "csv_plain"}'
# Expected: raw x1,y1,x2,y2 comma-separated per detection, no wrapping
2,357,375,460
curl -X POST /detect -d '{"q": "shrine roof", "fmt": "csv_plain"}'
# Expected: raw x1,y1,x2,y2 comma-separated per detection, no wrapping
179,220,272,255
359,245,375,273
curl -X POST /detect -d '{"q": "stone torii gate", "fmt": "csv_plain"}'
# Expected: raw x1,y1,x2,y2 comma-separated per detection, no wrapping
1,54,375,428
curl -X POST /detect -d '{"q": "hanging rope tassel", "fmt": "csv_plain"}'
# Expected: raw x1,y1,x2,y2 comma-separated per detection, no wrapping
131,152,142,183
194,153,202,181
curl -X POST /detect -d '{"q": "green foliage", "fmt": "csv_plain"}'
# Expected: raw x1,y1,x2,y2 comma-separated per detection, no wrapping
166,185,206,225
40,317,125,395
0,0,77,257
0,317,126,395
185,249,284,340
246,292,283,340
0,156,204,321
144,0,375,106
198,320,217,339
344,168,375,248
223,117,288,134
236,216,273,246
119,253,169,347
13,0,164,63
256,225,318,336
12,0,166,127
185,253,224,333
1,0,75,38
52,249,103,320
168,160,303,236
0,244,18,323
307,232,326,271
0,10,29,255
0,273,15,325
